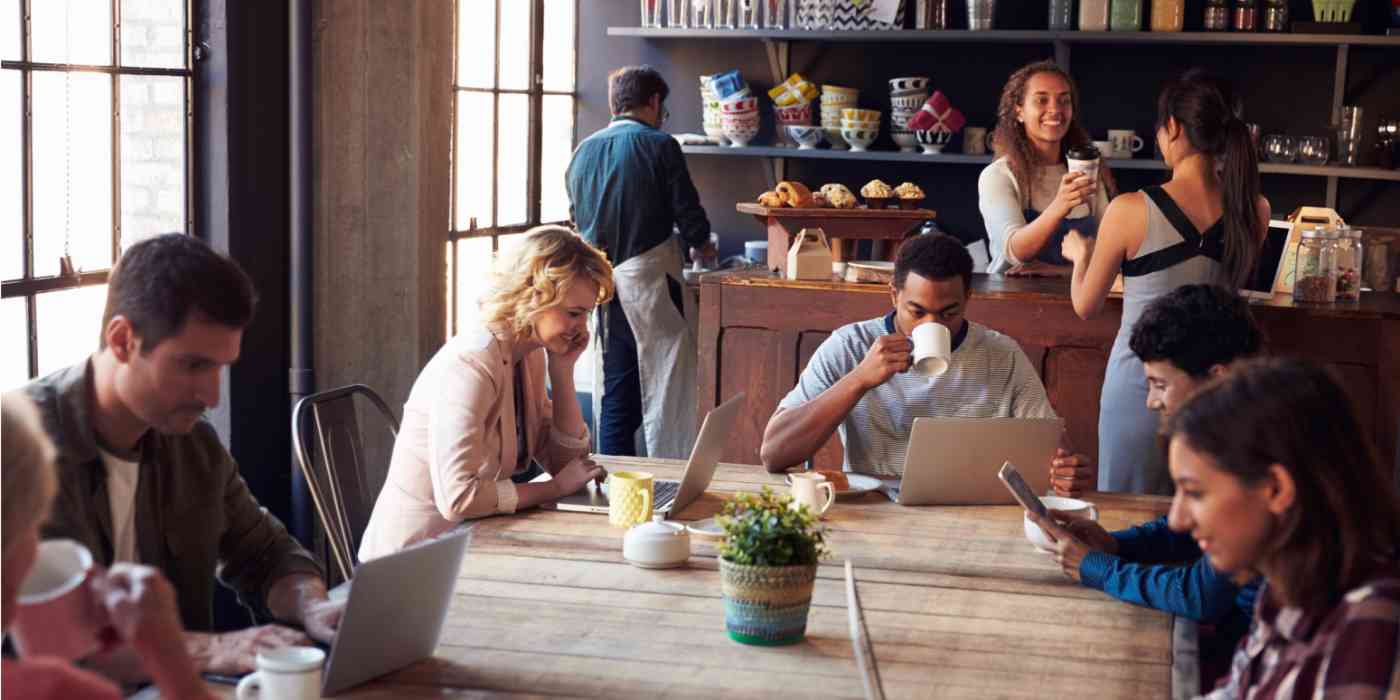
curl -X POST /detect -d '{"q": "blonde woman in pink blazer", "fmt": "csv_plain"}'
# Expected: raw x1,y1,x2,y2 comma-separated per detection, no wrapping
359,226,614,560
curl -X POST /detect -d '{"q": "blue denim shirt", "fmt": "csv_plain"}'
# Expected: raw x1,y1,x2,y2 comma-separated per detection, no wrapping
1080,515,1260,625
565,117,710,266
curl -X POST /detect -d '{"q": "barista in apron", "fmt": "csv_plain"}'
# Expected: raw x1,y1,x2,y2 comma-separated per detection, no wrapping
564,66,713,459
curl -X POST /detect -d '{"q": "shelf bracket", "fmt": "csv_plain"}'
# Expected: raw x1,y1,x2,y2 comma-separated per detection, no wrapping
763,38,790,84
1053,40,1070,72
763,156,786,189
1330,44,1348,128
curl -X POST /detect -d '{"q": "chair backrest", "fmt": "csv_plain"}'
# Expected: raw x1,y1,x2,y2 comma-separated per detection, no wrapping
292,385,400,582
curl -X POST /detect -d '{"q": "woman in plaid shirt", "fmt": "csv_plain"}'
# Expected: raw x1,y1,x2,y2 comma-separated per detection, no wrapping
1164,358,1400,698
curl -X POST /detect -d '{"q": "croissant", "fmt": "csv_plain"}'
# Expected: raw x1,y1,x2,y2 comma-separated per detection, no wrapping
757,190,785,208
776,181,814,208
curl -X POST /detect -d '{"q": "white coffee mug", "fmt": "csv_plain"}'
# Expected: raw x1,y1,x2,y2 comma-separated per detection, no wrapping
1092,140,1116,160
963,127,990,155
911,322,952,378
11,539,104,661
1108,130,1144,157
236,646,325,700
1024,496,1100,553
789,472,835,517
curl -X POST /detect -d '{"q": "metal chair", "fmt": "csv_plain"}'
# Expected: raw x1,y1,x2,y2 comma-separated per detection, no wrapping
292,384,399,582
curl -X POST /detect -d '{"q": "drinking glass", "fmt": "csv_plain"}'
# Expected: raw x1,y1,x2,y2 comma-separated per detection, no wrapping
668,0,691,27
739,0,761,27
764,0,788,27
716,0,738,28
1297,136,1329,165
1048,0,1073,29
1263,134,1296,163
916,0,950,28
1110,0,1142,30
691,0,715,27
641,0,664,27
967,0,996,29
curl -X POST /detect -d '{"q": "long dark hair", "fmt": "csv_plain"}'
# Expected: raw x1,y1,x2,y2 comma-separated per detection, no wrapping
1167,358,1400,612
1156,69,1261,288
992,60,1118,208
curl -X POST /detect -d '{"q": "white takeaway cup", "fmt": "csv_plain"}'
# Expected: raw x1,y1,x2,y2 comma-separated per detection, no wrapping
911,323,952,378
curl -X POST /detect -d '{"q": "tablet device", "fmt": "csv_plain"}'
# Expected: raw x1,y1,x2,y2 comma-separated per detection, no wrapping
998,462,1047,518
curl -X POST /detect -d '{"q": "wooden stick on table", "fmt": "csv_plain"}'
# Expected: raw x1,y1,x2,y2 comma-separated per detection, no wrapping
845,560,886,700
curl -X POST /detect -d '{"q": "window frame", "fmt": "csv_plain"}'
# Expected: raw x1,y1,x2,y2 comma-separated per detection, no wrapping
448,0,578,336
1,0,196,378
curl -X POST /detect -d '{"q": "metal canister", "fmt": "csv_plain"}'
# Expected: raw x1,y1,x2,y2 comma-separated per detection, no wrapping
1203,0,1229,29
1232,0,1258,30
916,0,950,28
1262,0,1287,31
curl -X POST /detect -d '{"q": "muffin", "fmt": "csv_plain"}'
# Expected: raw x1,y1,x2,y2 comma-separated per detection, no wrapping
894,181,925,210
819,183,857,209
860,179,893,209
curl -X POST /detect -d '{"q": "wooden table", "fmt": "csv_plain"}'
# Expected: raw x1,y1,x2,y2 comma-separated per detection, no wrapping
210,457,1178,699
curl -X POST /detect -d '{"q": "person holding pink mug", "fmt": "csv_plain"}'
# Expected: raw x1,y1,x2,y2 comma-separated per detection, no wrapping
1,393,215,700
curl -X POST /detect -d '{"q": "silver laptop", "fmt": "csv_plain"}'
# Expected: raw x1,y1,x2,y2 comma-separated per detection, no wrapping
553,392,744,517
896,417,1064,506
321,527,471,695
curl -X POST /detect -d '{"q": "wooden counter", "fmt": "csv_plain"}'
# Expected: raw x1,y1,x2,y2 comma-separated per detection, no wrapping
697,271,1400,474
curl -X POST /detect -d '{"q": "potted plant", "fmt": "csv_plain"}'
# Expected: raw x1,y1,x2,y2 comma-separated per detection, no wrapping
717,487,829,646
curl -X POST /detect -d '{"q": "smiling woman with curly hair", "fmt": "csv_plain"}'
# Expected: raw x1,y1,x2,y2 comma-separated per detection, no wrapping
359,225,615,560
978,60,1117,275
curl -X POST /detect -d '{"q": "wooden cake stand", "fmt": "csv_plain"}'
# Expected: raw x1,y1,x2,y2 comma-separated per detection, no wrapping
736,202,937,278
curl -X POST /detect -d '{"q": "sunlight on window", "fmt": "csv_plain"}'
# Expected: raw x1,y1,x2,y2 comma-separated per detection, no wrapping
35,284,107,377
1,0,17,61
121,75,187,247
31,0,112,65
31,72,113,277
2,70,20,281
456,1,495,90
541,95,575,223
0,297,27,391
455,91,493,230
454,236,493,334
542,0,576,93
497,94,529,227
497,0,530,91
121,0,186,69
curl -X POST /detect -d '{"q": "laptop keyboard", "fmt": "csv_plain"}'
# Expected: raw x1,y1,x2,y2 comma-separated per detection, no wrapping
654,479,680,508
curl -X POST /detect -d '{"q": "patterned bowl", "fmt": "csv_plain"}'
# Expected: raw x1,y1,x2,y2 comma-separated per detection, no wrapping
841,127,878,152
841,119,880,132
915,129,953,154
891,130,918,152
888,76,931,96
722,112,760,147
841,108,881,123
786,125,825,150
721,96,759,114
824,126,850,150
890,93,929,109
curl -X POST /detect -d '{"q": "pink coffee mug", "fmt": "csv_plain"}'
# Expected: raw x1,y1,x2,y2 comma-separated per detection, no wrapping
10,540,106,660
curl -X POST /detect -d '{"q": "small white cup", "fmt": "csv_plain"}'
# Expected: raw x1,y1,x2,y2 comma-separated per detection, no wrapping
236,646,325,700
789,472,835,518
1092,140,1116,159
1108,130,1144,157
1024,496,1100,553
11,539,103,661
911,323,952,378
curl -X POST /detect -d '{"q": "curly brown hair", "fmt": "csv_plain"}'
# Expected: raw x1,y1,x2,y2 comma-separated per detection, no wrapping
991,61,1117,207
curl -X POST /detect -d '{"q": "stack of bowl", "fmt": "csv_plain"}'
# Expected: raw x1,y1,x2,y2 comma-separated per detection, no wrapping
769,75,819,148
700,76,728,146
888,76,930,153
840,108,881,152
720,95,760,147
820,85,859,150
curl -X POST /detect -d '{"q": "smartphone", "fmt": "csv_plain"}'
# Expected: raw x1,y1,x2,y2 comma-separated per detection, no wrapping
998,461,1047,518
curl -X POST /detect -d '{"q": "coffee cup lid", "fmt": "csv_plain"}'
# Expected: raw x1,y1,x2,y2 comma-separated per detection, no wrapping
1066,144,1100,161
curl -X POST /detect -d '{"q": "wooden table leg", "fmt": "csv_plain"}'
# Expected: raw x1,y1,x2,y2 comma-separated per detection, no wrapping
831,238,846,263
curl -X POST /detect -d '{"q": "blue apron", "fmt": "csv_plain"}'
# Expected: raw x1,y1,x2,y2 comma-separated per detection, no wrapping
1022,207,1098,266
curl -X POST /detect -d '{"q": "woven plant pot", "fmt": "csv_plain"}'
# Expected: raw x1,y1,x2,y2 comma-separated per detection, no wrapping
719,559,818,646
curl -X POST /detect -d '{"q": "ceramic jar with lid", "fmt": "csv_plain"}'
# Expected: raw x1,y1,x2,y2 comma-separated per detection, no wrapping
1294,227,1339,303
623,515,692,569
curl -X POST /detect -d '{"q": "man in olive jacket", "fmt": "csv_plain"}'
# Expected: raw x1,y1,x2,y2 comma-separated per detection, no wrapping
23,234,341,676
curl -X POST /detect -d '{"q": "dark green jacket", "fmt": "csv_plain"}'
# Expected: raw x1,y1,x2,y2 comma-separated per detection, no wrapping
24,360,322,632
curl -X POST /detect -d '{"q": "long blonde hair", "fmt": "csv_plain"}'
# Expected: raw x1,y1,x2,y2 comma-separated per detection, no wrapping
478,225,615,337
2,392,57,557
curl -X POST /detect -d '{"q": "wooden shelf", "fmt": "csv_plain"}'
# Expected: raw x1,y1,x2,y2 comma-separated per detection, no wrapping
608,26,1400,47
680,145,1400,181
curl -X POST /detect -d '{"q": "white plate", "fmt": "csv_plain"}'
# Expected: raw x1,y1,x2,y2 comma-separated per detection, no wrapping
784,472,883,498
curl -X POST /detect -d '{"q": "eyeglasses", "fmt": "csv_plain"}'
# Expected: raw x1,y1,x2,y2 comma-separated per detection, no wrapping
661,106,670,125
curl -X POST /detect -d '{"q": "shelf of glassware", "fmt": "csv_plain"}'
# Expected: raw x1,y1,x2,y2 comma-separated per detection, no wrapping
679,144,1400,180
608,26,1400,47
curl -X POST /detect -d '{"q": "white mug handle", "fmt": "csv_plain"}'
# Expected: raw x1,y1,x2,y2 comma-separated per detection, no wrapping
1130,135,1145,152
236,671,263,700
1088,505,1100,522
818,482,836,514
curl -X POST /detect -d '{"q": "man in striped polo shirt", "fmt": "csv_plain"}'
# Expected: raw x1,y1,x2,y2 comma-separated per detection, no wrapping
760,233,1092,495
